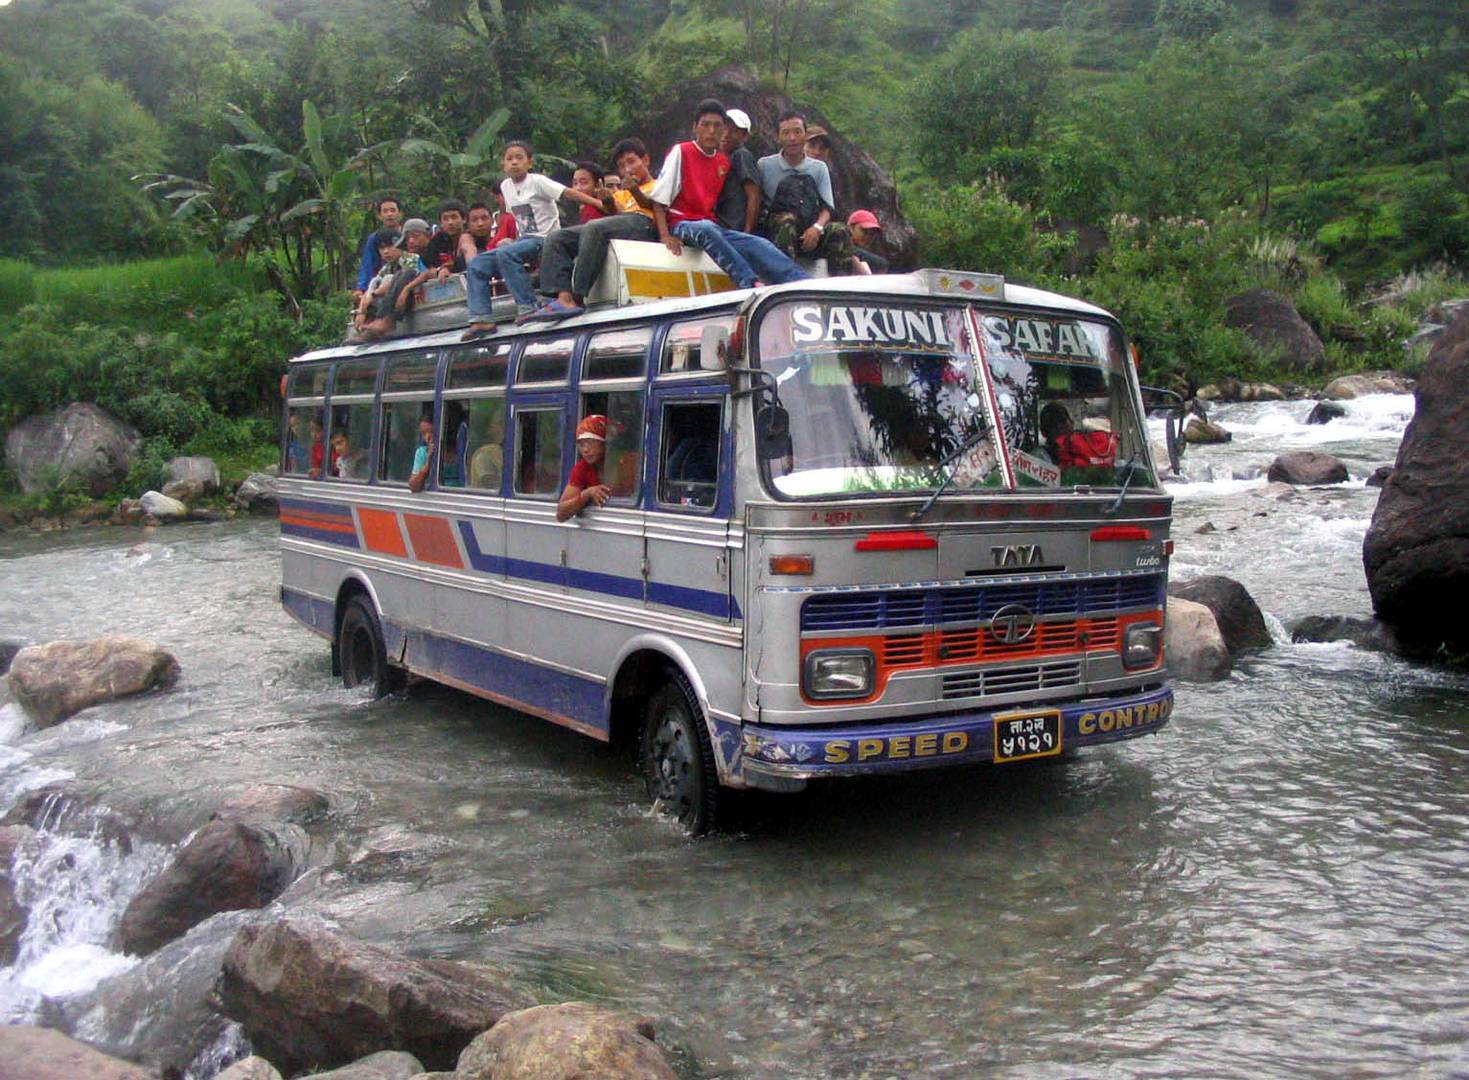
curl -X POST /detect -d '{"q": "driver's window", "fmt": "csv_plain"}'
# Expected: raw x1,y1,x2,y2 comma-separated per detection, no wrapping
657,401,721,510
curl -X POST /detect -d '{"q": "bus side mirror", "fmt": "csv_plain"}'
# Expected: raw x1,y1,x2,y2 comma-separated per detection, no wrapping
700,323,730,371
755,404,791,460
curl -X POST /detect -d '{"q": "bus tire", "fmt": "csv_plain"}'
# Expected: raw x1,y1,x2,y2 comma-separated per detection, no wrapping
640,673,719,835
337,595,403,698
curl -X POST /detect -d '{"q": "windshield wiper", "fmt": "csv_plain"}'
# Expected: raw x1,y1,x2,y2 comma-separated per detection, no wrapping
911,427,992,523
1103,451,1143,517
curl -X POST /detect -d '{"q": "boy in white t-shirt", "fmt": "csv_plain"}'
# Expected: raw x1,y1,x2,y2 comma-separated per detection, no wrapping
463,141,608,339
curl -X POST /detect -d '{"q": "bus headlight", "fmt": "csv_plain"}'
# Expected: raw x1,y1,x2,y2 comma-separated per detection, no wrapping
804,649,875,700
1123,622,1163,669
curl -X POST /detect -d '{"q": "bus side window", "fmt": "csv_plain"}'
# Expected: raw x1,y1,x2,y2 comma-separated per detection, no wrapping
658,401,721,509
580,389,644,499
380,399,430,483
514,409,563,496
461,397,506,491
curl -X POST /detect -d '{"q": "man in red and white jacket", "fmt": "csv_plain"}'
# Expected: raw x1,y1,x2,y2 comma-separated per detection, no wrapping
650,98,807,290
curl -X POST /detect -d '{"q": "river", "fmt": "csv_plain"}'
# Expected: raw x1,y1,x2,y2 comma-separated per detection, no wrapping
1,392,1466,1079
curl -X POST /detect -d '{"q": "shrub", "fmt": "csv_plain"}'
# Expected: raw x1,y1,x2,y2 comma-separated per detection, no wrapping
904,180,1072,280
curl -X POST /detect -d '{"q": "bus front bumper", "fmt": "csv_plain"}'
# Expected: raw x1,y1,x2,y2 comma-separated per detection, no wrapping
728,685,1173,789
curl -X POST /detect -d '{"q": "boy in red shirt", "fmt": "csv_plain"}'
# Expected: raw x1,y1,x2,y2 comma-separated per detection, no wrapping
557,415,613,520
649,98,806,289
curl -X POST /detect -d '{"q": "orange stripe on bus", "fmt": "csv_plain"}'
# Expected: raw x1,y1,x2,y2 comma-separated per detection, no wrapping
357,508,407,556
403,514,463,568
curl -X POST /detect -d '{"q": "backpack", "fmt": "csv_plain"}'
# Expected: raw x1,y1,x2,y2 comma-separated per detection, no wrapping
767,171,825,231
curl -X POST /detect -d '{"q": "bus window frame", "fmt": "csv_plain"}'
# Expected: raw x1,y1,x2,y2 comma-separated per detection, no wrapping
651,384,730,517
324,357,383,485
282,360,330,477
510,398,568,500
515,333,578,386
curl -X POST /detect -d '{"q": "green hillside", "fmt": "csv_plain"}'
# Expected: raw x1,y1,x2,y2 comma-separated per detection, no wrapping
0,0,1465,505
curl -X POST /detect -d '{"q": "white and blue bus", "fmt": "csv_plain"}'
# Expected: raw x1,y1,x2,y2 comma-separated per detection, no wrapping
279,259,1174,831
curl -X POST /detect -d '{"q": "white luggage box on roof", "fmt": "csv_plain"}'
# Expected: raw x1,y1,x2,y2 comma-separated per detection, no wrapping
587,239,736,308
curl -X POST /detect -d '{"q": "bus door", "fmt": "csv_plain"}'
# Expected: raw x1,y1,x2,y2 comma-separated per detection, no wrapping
645,382,736,623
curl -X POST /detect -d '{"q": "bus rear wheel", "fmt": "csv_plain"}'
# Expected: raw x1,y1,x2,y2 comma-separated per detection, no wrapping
337,595,403,698
640,673,719,835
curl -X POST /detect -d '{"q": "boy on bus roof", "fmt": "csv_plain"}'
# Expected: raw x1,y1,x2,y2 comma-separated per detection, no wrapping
716,107,762,235
462,140,609,340
524,137,659,322
757,110,854,274
353,195,403,303
650,98,808,290
424,199,468,274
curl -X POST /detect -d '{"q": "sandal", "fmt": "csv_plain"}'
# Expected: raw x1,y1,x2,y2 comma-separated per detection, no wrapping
460,323,496,341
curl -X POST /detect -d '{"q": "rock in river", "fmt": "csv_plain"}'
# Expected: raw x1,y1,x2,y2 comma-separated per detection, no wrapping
1305,400,1346,425
1323,371,1414,399
7,636,180,726
139,489,189,521
0,825,35,966
1165,597,1231,681
1290,615,1401,655
456,1002,678,1080
1168,576,1273,655
1363,309,1469,656
1266,451,1348,486
0,1025,153,1080
117,818,308,957
219,918,528,1075
234,472,281,516
2,402,141,497
1183,418,1232,445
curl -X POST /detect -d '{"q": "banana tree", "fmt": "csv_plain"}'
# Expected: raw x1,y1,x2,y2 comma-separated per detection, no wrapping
400,107,512,200
139,100,393,309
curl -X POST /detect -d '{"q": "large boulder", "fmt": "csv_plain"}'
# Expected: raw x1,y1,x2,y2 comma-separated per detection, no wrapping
1323,371,1414,399
138,490,188,521
212,783,331,827
1223,289,1327,373
625,65,915,269
234,472,281,516
3,402,141,497
215,1058,283,1080
163,455,220,493
1290,615,1401,655
1267,451,1348,486
219,918,527,1075
1182,418,1231,444
304,1050,425,1079
1,782,136,851
456,1002,678,1080
1165,597,1231,681
7,637,179,726
0,824,35,966
0,1026,153,1080
1363,311,1469,656
1168,576,1273,655
117,819,308,957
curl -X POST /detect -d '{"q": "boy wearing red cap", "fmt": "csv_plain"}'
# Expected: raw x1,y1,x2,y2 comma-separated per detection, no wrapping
847,209,889,274
557,415,613,520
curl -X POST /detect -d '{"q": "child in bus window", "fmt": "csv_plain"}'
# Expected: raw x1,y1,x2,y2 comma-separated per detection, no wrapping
308,416,326,479
408,415,435,492
556,415,612,520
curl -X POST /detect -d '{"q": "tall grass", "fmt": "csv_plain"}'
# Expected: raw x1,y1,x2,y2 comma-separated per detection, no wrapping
0,260,36,313
25,254,266,329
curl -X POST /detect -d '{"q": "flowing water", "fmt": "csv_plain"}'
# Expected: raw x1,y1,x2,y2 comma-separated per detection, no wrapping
1,393,1467,1078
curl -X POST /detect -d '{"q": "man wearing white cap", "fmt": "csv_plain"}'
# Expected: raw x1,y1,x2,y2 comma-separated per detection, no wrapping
716,107,763,234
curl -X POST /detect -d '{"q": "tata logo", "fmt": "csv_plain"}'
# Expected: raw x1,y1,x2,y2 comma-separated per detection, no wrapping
991,543,1044,567
989,604,1037,645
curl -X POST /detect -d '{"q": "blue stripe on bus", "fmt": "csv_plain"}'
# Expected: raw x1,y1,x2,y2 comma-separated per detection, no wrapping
417,631,606,736
457,519,734,617
281,522,362,548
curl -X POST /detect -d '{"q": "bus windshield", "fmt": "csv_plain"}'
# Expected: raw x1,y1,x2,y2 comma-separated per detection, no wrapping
754,299,1154,498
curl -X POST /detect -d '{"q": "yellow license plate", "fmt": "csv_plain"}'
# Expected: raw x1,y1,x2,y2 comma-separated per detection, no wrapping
993,708,1062,763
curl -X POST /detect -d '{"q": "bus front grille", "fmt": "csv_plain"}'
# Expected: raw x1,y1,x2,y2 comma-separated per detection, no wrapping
941,660,1083,700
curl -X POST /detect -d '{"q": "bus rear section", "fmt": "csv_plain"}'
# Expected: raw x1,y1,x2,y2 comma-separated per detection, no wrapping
719,280,1173,792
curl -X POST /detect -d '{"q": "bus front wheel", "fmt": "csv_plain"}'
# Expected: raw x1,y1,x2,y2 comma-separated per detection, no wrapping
337,595,403,698
640,673,719,835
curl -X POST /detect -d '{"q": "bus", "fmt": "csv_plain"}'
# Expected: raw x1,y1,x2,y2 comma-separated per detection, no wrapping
278,261,1174,832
